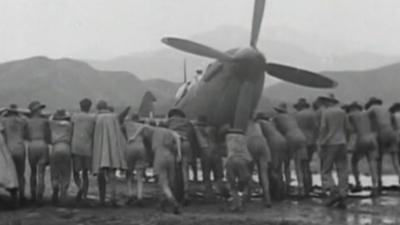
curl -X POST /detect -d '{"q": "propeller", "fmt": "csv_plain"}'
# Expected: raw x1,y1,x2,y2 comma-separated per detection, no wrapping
250,0,266,47
265,63,337,88
162,37,233,61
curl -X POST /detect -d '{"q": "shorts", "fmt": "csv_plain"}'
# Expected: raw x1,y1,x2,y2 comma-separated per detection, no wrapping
286,132,308,161
247,136,271,163
126,141,148,171
28,140,49,166
72,154,91,172
377,128,398,153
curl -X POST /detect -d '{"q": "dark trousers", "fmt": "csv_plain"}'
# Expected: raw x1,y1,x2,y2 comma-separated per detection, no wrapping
320,144,348,197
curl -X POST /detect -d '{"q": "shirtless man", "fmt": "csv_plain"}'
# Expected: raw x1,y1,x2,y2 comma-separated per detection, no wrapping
166,108,196,204
366,97,400,190
26,101,51,203
294,98,319,193
2,104,28,204
246,119,272,207
123,113,151,205
346,102,379,195
71,98,96,201
257,112,288,200
150,126,182,214
273,103,308,196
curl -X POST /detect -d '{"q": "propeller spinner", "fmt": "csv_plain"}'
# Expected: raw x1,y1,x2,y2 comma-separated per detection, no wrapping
161,0,337,89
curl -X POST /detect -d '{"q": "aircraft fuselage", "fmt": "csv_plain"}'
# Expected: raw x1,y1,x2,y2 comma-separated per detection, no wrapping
175,47,266,130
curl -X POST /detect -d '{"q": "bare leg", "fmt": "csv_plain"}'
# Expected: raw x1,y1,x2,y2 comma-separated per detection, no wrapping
97,170,106,205
37,163,46,203
391,152,400,185
295,157,305,196
284,159,291,196
159,168,180,214
136,168,144,201
351,152,362,190
29,163,37,202
126,170,134,203
377,155,383,191
82,170,89,200
367,155,379,197
73,171,83,201
181,159,190,205
258,161,271,207
108,170,118,206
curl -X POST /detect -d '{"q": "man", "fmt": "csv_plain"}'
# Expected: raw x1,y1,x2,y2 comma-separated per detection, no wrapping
166,108,196,204
366,97,400,190
317,94,349,208
2,104,28,204
257,112,288,200
150,126,182,214
294,98,319,194
346,102,379,196
26,101,51,204
246,119,272,207
192,115,223,198
49,109,73,204
225,128,252,212
92,100,130,206
71,98,96,201
123,113,151,205
273,102,308,196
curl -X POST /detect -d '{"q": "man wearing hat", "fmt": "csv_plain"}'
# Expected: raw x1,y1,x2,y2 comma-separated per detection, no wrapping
256,112,288,200
26,101,51,204
92,100,130,206
273,102,309,197
166,108,197,204
294,98,319,193
317,94,349,208
2,104,28,204
346,101,379,195
366,97,400,190
70,98,96,201
49,109,72,204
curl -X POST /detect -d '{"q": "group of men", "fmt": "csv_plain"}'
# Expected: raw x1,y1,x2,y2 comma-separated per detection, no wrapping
1,94,400,214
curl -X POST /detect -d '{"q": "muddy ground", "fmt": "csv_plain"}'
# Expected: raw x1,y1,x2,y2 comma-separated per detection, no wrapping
1,173,400,225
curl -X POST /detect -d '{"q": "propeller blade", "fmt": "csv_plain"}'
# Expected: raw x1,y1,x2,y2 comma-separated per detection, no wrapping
265,63,337,88
162,37,233,61
250,0,266,47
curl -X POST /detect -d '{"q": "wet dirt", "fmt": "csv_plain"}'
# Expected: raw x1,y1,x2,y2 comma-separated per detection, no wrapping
1,173,400,225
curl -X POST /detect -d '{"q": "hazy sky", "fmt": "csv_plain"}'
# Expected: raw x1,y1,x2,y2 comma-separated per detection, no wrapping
1,0,400,62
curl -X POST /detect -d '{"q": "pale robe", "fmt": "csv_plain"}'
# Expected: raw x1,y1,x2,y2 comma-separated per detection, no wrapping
92,111,127,174
0,124,18,190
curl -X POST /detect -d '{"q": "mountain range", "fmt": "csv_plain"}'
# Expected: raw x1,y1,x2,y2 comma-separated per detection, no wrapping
88,26,400,82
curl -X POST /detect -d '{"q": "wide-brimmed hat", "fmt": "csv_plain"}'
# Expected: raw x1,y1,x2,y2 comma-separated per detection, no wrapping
390,102,400,114
28,101,46,113
293,98,310,110
168,108,186,118
6,104,19,114
274,102,288,113
53,109,70,120
317,93,339,105
365,97,383,110
196,69,203,74
347,101,363,112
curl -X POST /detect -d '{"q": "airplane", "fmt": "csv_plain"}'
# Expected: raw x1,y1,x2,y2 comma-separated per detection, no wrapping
162,0,337,130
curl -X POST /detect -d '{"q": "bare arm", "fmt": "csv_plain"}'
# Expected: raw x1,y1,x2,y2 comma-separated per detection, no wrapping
118,106,131,124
